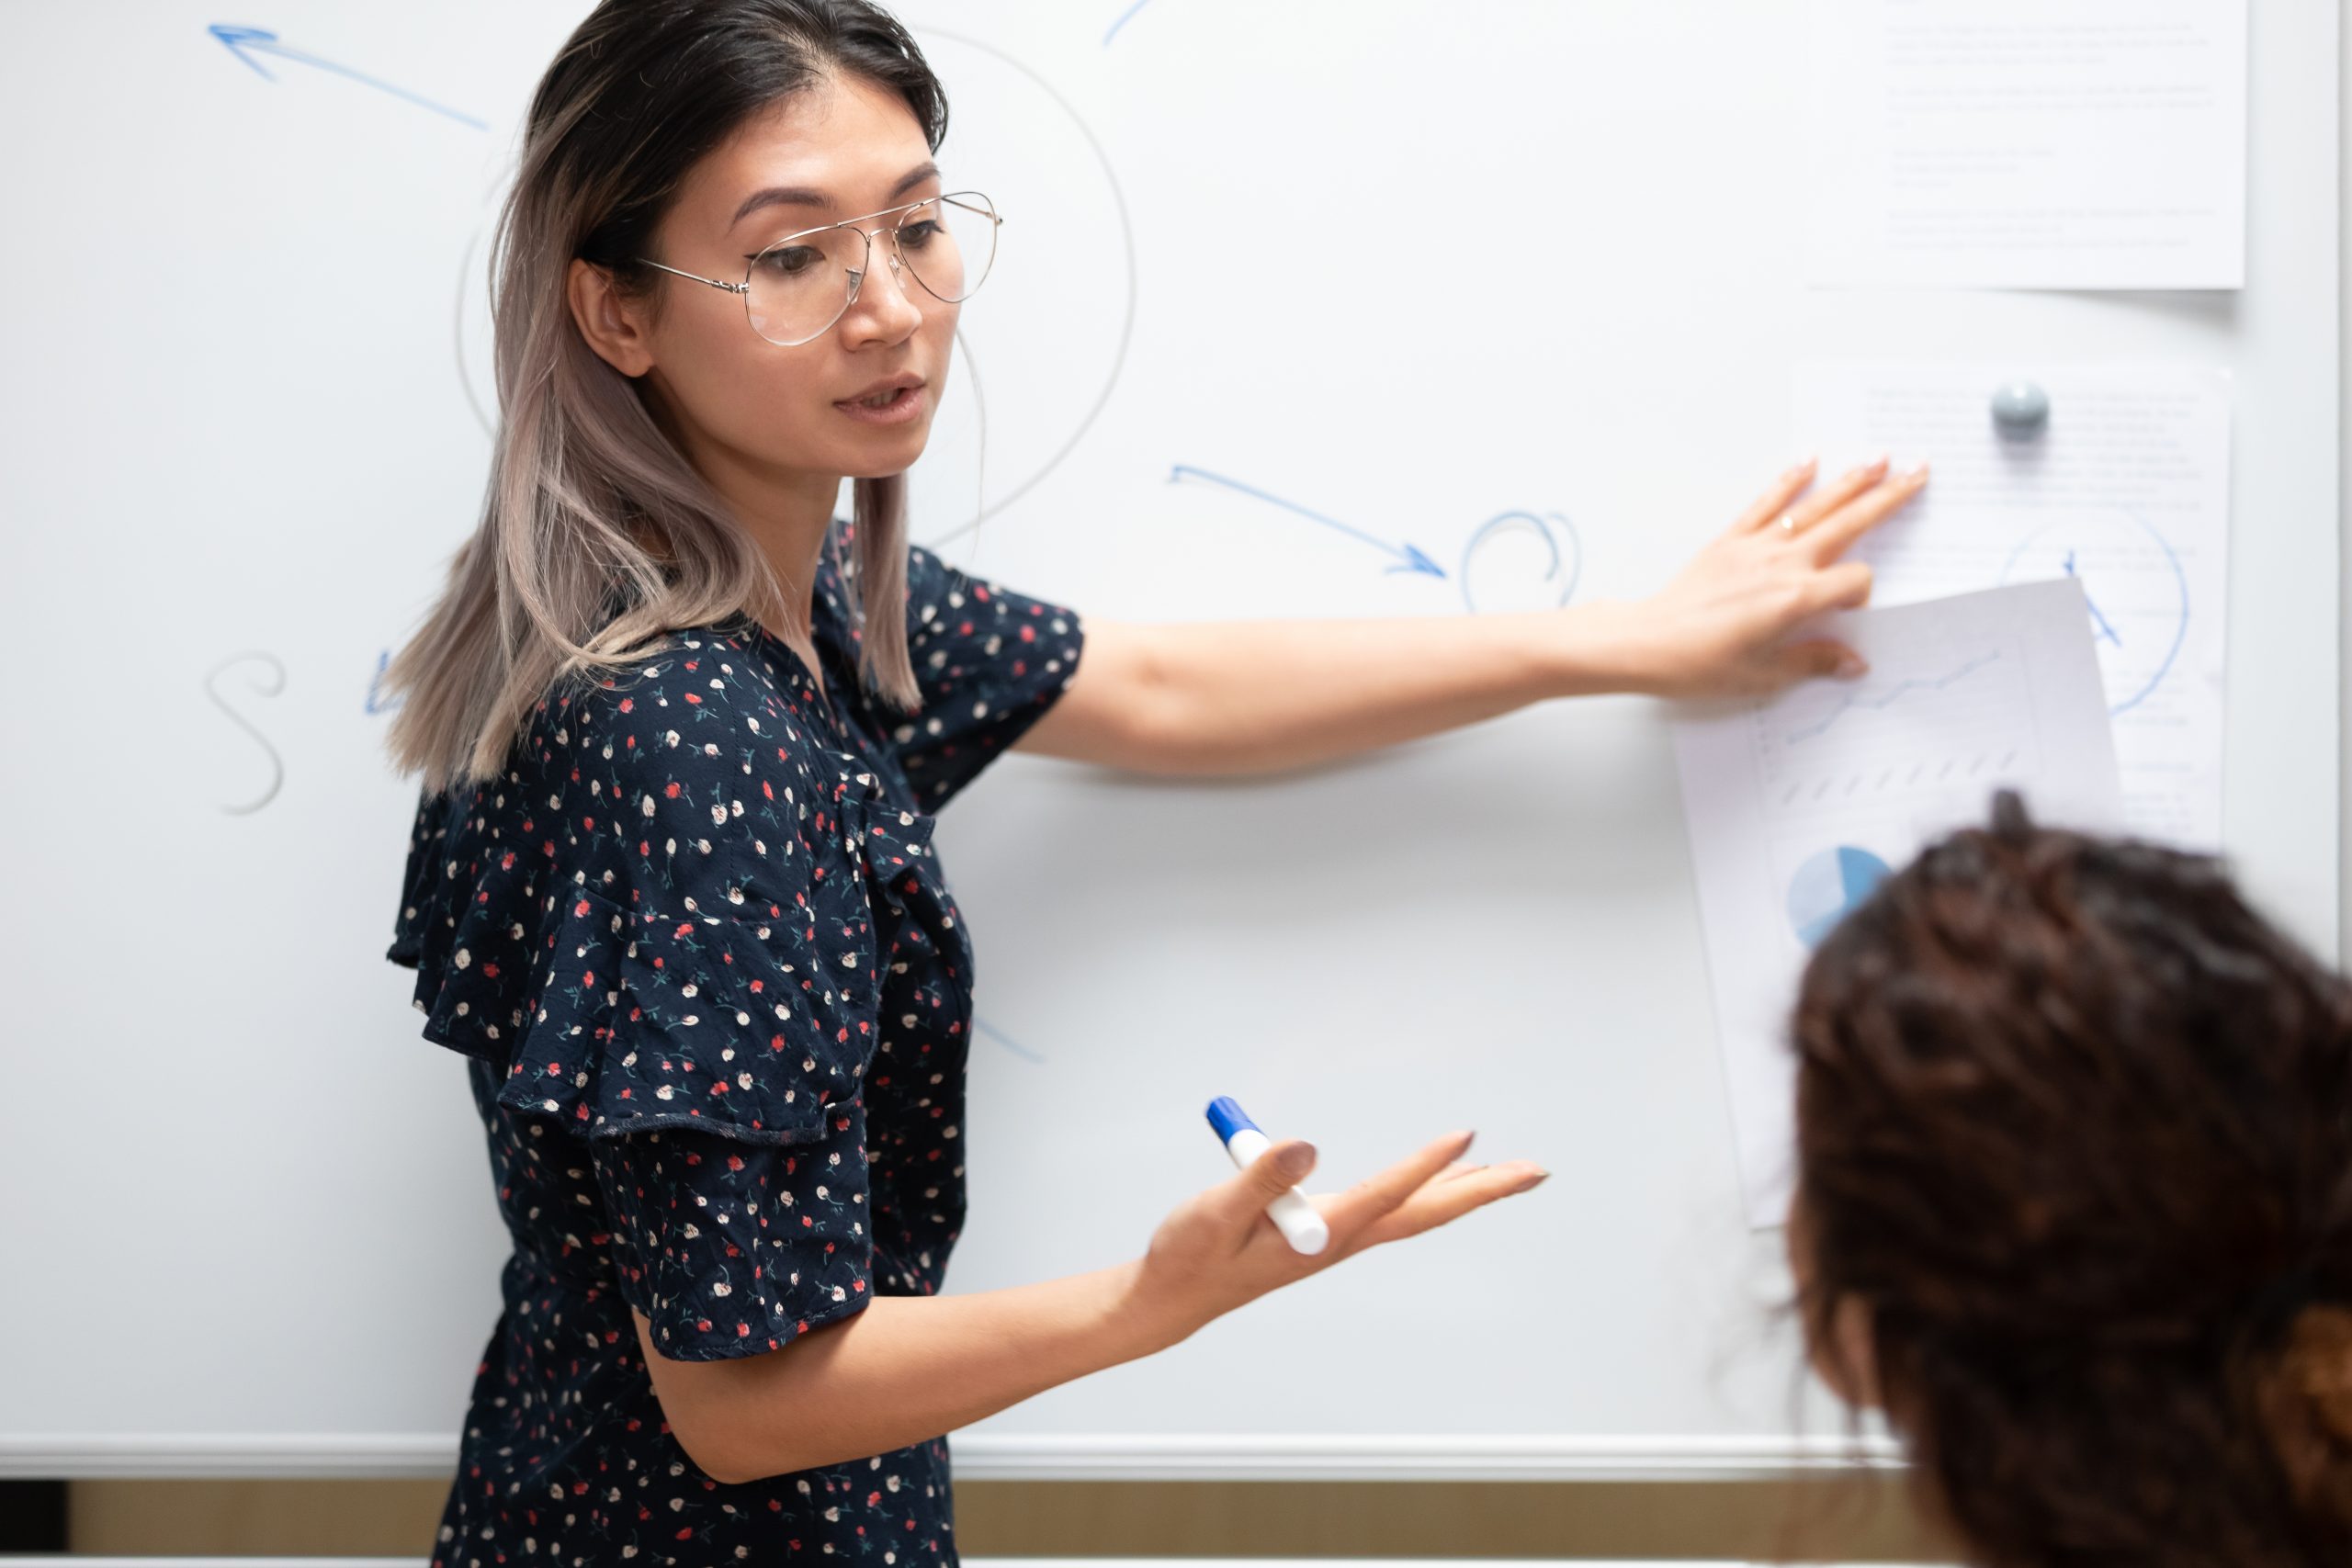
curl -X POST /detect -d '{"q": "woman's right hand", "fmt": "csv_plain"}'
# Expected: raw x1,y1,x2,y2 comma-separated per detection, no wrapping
1600,455,1928,701
1125,1131,1546,1348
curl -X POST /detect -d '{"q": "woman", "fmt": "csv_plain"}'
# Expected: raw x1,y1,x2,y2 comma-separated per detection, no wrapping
382,1,1923,1560
1788,792,2352,1566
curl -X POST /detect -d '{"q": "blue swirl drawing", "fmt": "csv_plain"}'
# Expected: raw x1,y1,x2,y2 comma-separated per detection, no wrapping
1457,510,1582,614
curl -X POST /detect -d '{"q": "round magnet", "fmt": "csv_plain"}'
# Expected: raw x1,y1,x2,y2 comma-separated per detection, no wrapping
1992,380,2051,440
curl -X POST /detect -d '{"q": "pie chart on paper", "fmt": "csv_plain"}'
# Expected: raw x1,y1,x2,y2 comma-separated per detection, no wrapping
1787,845,1893,949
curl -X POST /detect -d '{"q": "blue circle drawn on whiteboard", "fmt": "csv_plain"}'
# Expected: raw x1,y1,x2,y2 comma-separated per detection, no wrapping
1996,508,2189,717
454,167,514,443
1457,510,1583,615
1788,844,1892,950
903,28,1137,553
456,226,494,440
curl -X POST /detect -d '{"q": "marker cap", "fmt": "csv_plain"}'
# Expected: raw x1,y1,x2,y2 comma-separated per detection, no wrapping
1205,1096,1259,1145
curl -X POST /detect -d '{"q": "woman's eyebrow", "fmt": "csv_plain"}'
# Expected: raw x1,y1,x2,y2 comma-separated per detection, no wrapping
729,161,942,229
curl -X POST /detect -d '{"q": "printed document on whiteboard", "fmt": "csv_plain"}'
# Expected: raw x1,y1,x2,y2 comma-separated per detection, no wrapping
1673,581,2125,1228
1793,361,2231,848
1805,0,2248,288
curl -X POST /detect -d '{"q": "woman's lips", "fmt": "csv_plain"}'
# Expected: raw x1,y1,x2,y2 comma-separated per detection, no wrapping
833,384,924,426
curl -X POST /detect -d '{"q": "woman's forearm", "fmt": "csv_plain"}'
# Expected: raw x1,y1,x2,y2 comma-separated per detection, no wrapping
1025,604,1658,776
643,1259,1182,1484
1019,460,1928,777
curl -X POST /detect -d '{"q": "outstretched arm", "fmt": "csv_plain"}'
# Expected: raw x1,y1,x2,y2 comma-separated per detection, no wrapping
640,1132,1542,1484
1019,457,1926,776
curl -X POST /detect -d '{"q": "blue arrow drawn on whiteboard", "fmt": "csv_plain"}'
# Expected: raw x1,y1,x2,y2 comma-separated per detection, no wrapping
1170,465,1448,580
209,25,488,130
2063,550,2124,648
974,1017,1046,1065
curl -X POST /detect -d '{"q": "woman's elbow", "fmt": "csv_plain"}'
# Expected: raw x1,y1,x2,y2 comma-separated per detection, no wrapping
685,1434,760,1488
644,1366,763,1483
681,1408,829,1486
630,1313,783,1485
662,1379,868,1485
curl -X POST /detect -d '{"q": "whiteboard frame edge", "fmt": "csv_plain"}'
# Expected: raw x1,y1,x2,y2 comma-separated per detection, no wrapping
0,1433,1901,1483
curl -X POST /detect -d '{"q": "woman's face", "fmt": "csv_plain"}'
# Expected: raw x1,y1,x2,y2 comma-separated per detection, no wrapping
589,72,958,490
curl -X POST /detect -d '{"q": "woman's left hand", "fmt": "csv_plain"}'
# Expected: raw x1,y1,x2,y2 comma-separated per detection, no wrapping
1598,455,1929,701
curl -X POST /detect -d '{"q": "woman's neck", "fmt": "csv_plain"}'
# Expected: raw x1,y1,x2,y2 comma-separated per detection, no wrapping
642,395,844,694
684,438,842,644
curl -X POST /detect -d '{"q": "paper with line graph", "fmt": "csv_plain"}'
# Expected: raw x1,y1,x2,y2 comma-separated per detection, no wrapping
1794,362,2232,848
1671,580,2124,1227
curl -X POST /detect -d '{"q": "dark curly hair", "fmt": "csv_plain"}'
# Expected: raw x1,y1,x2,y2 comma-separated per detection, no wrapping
1792,790,2352,1567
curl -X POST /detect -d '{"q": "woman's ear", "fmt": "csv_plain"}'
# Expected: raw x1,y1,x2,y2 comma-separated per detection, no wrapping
1787,1186,1884,1412
1821,1292,1883,1412
568,257,657,378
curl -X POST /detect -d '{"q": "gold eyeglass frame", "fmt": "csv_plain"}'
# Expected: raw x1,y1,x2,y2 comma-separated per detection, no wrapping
639,190,1002,347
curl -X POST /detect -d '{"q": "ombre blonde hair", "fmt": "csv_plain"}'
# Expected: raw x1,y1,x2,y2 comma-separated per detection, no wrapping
383,0,945,795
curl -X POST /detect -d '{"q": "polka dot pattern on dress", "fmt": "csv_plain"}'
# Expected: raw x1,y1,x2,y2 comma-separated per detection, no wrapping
388,533,1082,1564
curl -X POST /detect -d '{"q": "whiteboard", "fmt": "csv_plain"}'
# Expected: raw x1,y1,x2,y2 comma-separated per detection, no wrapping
0,0,2336,1481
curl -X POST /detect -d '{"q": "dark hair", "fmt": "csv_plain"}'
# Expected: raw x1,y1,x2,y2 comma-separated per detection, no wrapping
1792,791,2352,1567
551,0,948,284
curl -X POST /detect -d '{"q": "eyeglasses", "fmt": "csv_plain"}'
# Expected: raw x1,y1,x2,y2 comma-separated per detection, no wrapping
640,191,1001,348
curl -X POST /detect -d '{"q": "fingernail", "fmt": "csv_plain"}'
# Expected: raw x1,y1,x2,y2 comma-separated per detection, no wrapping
1837,651,1869,679
1905,461,1930,484
1517,1168,1551,1190
1790,454,1818,479
1870,452,1892,474
1278,1143,1316,1180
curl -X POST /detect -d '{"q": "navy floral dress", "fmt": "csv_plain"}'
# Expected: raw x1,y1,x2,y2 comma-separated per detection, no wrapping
388,533,1083,1566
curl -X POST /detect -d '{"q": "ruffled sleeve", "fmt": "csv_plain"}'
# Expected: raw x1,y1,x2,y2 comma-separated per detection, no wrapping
593,1114,874,1359
388,639,885,1358
888,544,1085,810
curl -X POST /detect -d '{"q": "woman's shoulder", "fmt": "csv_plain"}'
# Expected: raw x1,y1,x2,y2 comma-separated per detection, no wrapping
384,624,868,1110
544,621,786,748
529,619,878,804
386,622,820,975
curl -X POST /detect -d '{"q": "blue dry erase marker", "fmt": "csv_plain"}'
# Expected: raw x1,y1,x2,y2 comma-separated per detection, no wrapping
1206,1097,1331,1256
